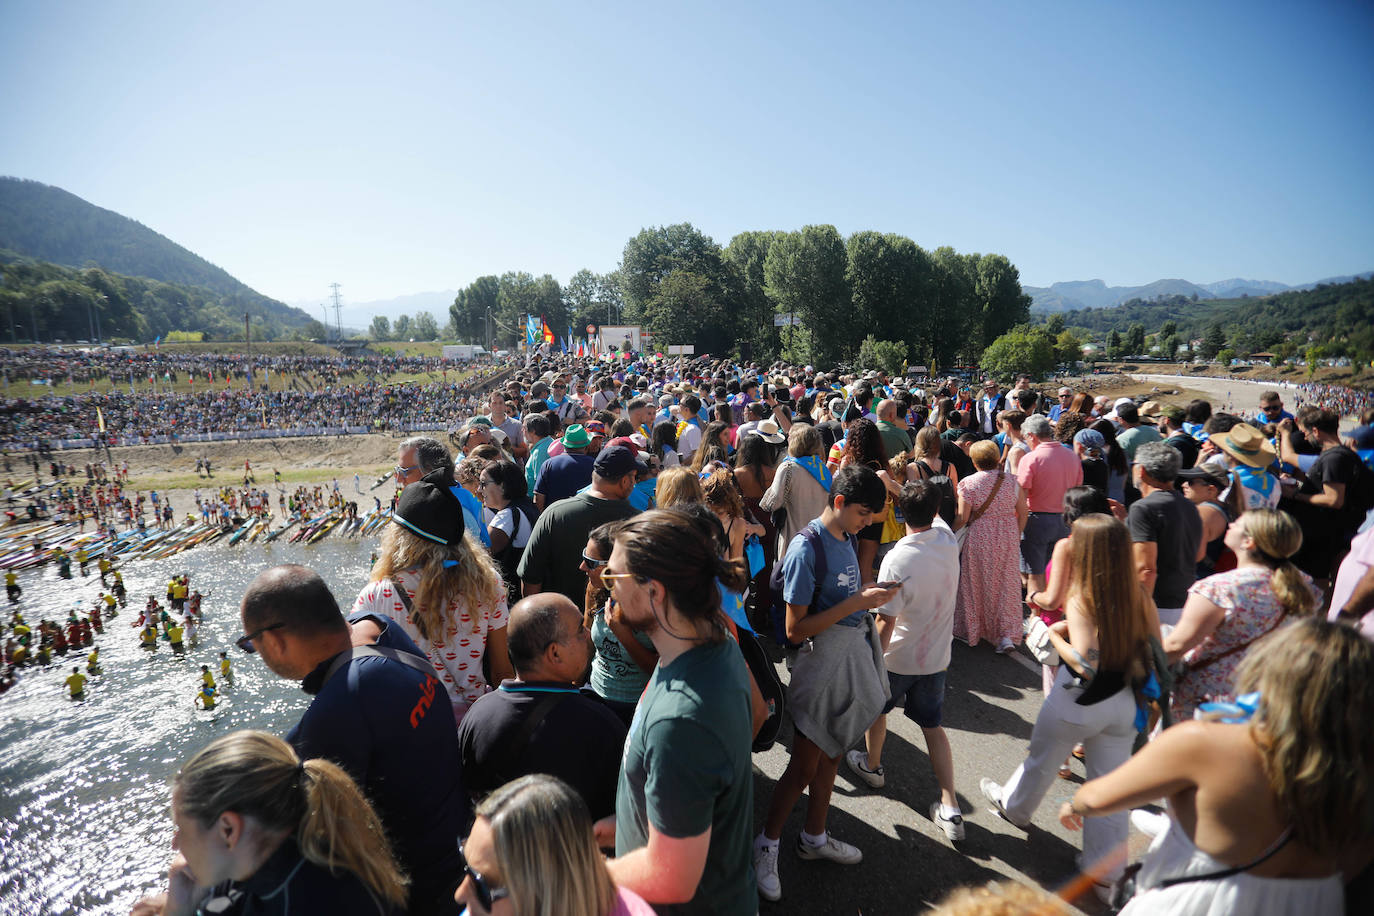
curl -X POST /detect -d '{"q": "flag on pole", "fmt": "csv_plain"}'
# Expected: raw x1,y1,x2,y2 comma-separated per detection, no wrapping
559,337,568,354
96,407,106,433
525,315,539,347
541,316,554,345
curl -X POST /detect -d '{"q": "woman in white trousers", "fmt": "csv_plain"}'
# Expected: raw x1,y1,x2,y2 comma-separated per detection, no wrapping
981,515,1160,892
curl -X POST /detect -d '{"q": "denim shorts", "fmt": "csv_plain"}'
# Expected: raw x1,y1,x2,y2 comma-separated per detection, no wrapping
881,670,946,728
1020,512,1067,575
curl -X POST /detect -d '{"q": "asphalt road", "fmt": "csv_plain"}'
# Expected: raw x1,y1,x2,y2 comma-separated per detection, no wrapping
748,639,1148,916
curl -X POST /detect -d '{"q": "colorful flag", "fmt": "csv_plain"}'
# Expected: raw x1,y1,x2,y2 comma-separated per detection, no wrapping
525,315,539,347
96,407,106,433
541,316,554,345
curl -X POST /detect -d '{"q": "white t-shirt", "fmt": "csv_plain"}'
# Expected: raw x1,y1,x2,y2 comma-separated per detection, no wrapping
677,420,703,458
489,505,532,549
875,526,961,675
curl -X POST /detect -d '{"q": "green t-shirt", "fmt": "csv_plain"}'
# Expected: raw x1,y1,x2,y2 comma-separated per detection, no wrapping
516,493,638,606
615,639,756,916
876,420,913,462
1117,424,1163,463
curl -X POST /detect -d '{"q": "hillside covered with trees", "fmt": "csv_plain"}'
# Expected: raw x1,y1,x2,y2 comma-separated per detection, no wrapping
1031,278,1374,364
450,222,1030,370
0,256,316,343
0,177,311,335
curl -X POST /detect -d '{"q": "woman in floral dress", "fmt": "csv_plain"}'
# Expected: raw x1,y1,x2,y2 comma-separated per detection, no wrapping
953,440,1029,648
1163,508,1317,720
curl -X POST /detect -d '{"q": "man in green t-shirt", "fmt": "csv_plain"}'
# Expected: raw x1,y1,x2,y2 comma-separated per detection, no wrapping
604,510,757,916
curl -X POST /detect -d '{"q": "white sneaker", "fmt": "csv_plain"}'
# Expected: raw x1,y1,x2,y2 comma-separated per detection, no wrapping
980,777,1030,829
995,636,1016,654
796,834,862,865
753,842,781,901
930,802,966,841
845,749,885,788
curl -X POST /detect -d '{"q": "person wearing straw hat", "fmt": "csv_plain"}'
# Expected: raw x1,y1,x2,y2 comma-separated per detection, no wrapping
1210,423,1281,511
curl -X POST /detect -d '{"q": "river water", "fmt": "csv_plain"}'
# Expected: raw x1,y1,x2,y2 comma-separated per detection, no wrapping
0,535,380,916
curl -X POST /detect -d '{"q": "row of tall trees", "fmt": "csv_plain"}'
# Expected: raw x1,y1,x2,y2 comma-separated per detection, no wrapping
369,311,441,341
449,222,1030,367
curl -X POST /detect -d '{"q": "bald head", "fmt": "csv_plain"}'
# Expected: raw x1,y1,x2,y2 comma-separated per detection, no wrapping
506,593,581,676
240,564,346,637
876,399,900,422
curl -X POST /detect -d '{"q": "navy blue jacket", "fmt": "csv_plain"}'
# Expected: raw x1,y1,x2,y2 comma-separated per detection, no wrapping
287,614,467,915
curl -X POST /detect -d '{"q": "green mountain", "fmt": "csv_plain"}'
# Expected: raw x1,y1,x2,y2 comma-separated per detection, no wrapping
1038,277,1374,362
0,177,310,333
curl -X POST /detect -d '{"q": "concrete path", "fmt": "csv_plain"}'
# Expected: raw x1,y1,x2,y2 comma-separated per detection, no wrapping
749,640,1148,915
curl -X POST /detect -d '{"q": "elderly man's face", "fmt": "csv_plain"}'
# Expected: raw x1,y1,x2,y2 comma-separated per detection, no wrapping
464,427,491,449
396,446,424,486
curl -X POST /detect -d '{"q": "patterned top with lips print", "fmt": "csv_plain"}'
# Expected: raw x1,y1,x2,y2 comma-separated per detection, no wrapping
351,569,510,725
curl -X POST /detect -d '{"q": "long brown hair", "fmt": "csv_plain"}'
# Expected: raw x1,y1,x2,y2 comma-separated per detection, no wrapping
1065,515,1152,673
176,730,407,909
613,508,749,639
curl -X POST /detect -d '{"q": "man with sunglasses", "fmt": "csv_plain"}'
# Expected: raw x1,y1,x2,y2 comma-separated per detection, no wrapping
546,378,589,424
237,564,468,915
1255,390,1295,426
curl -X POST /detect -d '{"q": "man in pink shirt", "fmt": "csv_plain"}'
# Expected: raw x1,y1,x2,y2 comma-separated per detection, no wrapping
1015,415,1083,593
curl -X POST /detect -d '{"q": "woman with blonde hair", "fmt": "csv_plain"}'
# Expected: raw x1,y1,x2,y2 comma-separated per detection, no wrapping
1164,508,1318,720
982,515,1160,895
457,773,653,916
134,730,407,916
351,472,513,724
653,465,704,508
953,439,1029,650
1064,618,1369,912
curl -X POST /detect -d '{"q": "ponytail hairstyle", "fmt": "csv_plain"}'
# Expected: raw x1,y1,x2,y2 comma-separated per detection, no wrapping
175,730,407,909
1235,619,1374,856
476,774,615,916
1224,469,1248,519
613,508,749,642
1238,508,1315,618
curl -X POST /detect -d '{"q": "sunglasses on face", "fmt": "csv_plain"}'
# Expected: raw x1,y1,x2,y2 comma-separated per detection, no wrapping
458,841,509,911
395,464,419,477
235,622,285,653
580,553,608,568
601,571,646,594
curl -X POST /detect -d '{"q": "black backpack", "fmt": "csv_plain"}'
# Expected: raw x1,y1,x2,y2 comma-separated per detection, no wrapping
913,460,958,527
736,630,785,752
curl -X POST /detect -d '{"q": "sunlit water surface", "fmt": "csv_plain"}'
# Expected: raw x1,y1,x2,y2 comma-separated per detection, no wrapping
0,536,379,916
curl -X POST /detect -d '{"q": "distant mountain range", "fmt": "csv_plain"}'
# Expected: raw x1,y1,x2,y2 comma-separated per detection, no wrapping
0,177,311,328
1027,271,1374,313
289,289,456,328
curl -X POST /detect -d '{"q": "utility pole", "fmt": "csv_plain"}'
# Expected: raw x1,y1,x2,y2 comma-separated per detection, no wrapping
330,283,344,341
320,305,330,341
245,312,251,354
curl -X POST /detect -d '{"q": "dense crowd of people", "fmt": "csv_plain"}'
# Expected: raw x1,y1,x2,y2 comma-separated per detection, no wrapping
28,350,1367,915
0,347,507,449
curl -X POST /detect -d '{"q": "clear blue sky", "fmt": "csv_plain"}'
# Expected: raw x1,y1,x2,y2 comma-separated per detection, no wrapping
2,1,1371,306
